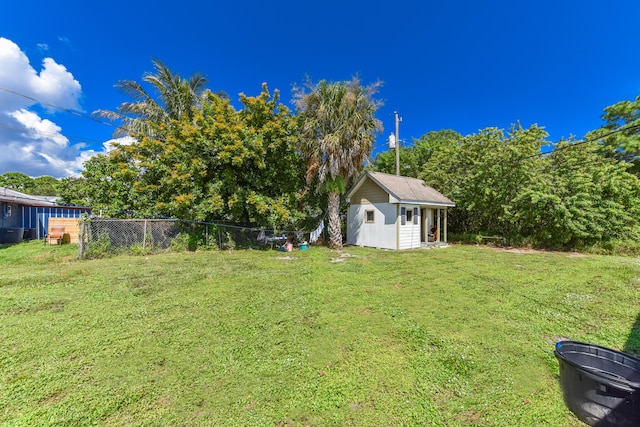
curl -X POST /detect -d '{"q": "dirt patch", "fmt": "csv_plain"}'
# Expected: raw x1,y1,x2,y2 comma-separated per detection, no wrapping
567,252,587,258
483,246,587,257
42,390,68,405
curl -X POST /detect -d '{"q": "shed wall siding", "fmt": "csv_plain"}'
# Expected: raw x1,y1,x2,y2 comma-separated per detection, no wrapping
398,204,421,249
347,203,397,250
349,180,389,204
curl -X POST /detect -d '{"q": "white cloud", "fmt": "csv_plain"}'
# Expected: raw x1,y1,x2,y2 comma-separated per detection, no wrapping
103,136,135,153
10,109,69,148
0,37,107,178
32,58,82,113
58,36,71,48
1,109,90,177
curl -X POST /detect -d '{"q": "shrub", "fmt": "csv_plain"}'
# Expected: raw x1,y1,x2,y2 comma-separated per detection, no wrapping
82,233,112,259
583,240,640,256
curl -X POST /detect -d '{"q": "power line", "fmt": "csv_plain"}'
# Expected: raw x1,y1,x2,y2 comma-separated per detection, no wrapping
508,122,640,164
0,122,108,146
0,86,117,128
0,86,139,145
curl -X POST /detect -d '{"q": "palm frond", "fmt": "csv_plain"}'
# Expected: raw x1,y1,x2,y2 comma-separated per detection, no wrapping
94,59,210,139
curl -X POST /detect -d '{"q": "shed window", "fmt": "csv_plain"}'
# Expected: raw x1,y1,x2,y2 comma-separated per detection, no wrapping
365,210,375,223
406,208,413,223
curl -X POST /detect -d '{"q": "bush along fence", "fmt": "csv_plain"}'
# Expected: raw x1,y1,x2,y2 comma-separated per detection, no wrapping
77,217,312,258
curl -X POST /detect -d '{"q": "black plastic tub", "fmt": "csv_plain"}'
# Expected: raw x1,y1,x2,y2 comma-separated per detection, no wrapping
0,227,24,244
555,340,640,426
22,228,36,241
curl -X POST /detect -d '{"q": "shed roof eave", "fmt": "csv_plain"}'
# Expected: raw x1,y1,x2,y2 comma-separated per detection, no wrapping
391,200,456,208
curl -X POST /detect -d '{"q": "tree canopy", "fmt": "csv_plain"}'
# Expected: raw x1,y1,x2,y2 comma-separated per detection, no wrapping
94,59,207,138
0,172,59,196
588,95,640,175
76,84,308,230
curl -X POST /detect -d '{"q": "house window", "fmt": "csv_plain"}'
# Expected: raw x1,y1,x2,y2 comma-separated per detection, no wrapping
365,210,375,223
406,208,413,223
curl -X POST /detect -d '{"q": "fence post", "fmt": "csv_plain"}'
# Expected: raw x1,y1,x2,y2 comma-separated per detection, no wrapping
77,218,85,259
143,220,147,250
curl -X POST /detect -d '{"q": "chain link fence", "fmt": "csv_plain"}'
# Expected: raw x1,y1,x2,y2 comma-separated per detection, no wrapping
79,219,178,255
78,217,308,258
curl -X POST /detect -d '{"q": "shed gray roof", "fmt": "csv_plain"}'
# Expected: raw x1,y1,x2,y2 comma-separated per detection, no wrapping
0,186,59,207
347,171,455,207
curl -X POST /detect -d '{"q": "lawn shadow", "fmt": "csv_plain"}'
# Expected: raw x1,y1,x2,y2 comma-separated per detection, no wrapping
624,310,640,358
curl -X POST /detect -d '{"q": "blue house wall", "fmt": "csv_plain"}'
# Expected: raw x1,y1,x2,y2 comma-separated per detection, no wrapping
0,187,92,241
24,206,91,239
1,202,91,239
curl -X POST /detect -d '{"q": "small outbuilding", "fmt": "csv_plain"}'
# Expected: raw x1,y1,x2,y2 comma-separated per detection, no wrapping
345,171,455,250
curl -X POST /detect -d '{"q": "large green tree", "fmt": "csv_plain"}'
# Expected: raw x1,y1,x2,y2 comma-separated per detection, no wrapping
83,85,307,228
0,173,61,197
31,176,60,196
136,85,305,227
294,77,383,249
0,172,34,192
589,95,640,175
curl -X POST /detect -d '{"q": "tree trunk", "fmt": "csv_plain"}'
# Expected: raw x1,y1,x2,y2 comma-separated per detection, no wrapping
327,191,342,250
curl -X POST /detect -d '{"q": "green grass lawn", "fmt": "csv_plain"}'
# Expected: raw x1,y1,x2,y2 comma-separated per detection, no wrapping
1,241,639,426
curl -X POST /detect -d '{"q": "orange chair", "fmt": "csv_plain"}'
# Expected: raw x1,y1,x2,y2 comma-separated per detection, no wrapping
48,226,65,245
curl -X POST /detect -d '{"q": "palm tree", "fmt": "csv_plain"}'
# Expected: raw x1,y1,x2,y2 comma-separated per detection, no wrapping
294,76,383,249
95,59,207,137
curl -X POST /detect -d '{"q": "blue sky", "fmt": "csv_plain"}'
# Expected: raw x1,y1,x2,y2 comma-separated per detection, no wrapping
1,0,639,178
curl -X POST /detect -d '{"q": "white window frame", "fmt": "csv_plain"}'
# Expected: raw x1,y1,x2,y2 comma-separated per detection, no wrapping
365,210,375,223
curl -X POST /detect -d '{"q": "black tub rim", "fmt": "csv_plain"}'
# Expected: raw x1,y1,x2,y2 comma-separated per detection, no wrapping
555,340,640,391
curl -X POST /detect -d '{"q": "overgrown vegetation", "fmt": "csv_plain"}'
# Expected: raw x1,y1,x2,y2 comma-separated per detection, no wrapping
373,123,640,250
82,232,112,259
2,241,639,425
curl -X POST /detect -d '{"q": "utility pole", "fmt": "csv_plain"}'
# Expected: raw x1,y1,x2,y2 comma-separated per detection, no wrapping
394,111,402,176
